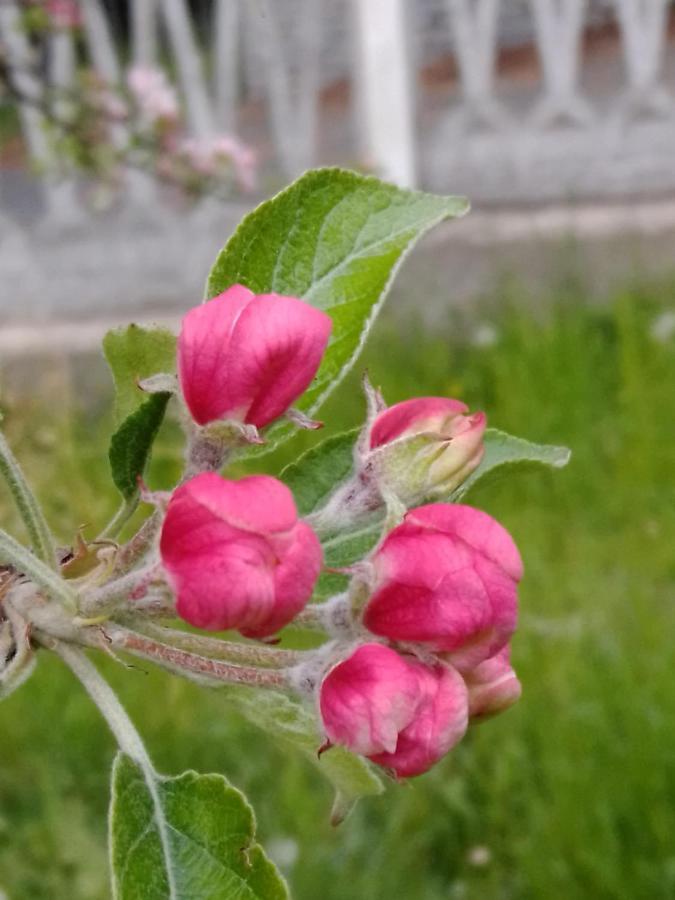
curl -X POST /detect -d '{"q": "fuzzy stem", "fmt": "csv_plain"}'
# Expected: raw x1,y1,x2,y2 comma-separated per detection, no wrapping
78,563,160,617
113,509,162,576
53,640,178,894
129,593,176,618
290,595,355,639
0,527,76,611
97,494,140,542
121,620,305,668
104,624,290,689
305,473,381,539
289,605,330,631
0,431,57,569
53,642,152,768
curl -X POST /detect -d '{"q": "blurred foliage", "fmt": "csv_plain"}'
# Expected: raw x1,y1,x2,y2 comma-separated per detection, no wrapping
0,275,674,899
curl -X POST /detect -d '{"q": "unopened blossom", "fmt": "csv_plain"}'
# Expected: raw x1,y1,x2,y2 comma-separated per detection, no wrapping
211,135,257,191
308,394,486,536
370,660,469,777
368,396,486,503
178,135,257,191
127,66,179,124
319,643,468,777
464,646,521,719
177,137,217,177
46,0,82,29
363,504,523,670
178,284,332,428
160,473,322,637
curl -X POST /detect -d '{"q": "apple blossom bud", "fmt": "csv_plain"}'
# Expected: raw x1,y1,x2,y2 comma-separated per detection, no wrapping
307,394,486,538
159,472,322,638
46,0,82,29
370,660,469,777
369,397,486,503
128,65,179,123
178,285,332,428
465,646,521,720
319,643,422,756
319,643,468,777
363,504,522,669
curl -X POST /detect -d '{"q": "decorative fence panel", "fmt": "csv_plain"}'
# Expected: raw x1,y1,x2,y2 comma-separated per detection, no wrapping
1,0,674,226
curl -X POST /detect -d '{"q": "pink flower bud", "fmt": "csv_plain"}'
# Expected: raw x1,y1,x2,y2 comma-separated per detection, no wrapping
368,397,486,503
465,646,522,720
127,66,179,123
211,135,258,191
46,0,82,29
363,504,523,669
319,644,468,777
319,644,423,756
370,660,469,777
370,397,473,447
159,472,322,637
178,285,332,428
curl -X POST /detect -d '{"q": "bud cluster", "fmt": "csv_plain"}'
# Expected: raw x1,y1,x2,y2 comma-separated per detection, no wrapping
126,68,258,195
317,504,522,777
148,285,523,779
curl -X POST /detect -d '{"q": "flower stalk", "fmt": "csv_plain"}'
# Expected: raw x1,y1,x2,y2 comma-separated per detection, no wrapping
53,641,153,768
97,494,140,542
102,624,291,689
120,619,305,668
78,563,162,618
112,509,163,576
0,430,57,569
0,527,76,611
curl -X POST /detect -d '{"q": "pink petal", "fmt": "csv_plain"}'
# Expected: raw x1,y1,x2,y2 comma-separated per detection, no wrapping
225,294,332,427
160,473,321,637
405,504,524,581
167,473,298,539
320,644,424,757
363,564,495,655
370,663,468,777
465,646,522,719
243,521,322,638
373,530,477,591
173,538,276,631
365,505,520,664
178,285,255,425
370,397,469,448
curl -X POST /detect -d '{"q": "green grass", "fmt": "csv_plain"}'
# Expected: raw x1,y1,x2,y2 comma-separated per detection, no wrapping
0,277,674,899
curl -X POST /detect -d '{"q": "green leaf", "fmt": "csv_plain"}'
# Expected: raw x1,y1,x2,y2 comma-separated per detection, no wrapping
110,753,288,900
451,428,571,502
206,168,468,445
103,325,177,423
108,394,170,500
225,686,383,823
281,428,359,516
103,325,177,503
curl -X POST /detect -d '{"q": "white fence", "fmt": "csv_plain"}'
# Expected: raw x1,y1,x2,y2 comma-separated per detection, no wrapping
1,0,675,221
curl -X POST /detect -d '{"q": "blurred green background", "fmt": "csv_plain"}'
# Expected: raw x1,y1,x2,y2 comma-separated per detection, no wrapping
0,273,674,900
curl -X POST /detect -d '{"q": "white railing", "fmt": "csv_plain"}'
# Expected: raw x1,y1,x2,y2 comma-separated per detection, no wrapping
1,0,674,221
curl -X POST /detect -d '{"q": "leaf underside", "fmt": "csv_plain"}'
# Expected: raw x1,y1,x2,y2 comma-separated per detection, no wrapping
109,394,170,499
103,325,177,499
223,686,384,823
